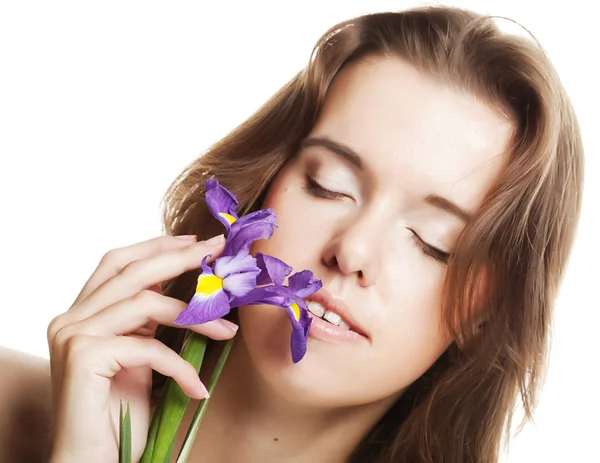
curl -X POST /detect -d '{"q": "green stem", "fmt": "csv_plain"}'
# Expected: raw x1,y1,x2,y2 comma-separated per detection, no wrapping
175,336,235,463
119,400,132,463
140,330,208,463
139,383,166,462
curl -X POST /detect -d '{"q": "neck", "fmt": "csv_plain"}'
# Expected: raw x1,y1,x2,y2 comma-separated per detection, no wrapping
177,333,397,463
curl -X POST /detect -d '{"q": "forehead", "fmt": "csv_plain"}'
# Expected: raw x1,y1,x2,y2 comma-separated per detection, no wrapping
309,57,513,213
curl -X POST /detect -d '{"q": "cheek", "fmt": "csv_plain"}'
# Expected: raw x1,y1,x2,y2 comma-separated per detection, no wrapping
366,250,450,385
241,173,324,363
251,174,330,268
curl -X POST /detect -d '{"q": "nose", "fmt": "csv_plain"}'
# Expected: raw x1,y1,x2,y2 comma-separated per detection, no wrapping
321,209,382,287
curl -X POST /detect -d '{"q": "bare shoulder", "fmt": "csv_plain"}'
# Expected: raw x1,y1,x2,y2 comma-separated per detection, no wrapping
0,346,52,463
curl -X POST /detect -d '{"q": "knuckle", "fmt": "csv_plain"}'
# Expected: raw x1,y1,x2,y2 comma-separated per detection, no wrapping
184,359,198,375
129,290,163,320
53,325,76,349
146,338,166,355
47,314,65,344
147,339,179,363
130,288,156,305
135,290,174,323
117,260,138,278
176,244,192,255
99,248,121,267
64,334,93,360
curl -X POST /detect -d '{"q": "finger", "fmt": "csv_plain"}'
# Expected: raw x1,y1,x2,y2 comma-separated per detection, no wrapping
65,334,209,400
71,235,199,307
71,289,239,340
59,236,225,328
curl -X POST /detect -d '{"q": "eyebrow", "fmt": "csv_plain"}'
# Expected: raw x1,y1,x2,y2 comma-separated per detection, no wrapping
301,136,472,223
301,137,363,169
424,194,472,223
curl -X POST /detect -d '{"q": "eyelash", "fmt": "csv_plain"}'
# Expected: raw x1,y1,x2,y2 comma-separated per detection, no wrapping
408,229,450,264
303,174,451,265
302,173,349,200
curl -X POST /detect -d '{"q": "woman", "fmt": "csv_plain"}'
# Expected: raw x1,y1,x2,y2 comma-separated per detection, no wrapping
3,5,583,463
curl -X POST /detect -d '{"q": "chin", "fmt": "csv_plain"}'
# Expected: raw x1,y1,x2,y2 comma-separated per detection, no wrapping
237,304,393,408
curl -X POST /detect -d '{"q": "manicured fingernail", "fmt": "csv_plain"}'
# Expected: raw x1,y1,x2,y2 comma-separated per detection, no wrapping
175,235,197,240
205,234,225,245
217,318,239,332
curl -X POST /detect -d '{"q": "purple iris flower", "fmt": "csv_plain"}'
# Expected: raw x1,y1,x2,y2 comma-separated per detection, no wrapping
231,254,323,363
205,178,278,256
174,179,321,363
174,253,260,325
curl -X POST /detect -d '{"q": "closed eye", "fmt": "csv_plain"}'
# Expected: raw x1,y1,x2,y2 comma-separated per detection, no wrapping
408,228,451,264
304,174,450,264
302,174,350,201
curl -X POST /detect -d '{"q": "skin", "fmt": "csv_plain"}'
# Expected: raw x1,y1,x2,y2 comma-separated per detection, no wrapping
45,235,237,463
30,56,512,463
183,57,513,462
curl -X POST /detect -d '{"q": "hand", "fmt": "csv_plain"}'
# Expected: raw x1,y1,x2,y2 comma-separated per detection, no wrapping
46,234,237,463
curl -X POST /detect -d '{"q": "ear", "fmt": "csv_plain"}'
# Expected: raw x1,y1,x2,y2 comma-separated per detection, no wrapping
471,265,491,336
453,264,491,344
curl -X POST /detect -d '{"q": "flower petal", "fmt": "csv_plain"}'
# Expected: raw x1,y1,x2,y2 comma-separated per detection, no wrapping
284,301,312,363
198,254,214,274
229,286,285,308
255,253,292,286
223,271,259,298
230,285,311,363
288,270,323,298
205,179,239,230
174,255,231,325
175,288,231,325
214,253,259,280
223,209,278,256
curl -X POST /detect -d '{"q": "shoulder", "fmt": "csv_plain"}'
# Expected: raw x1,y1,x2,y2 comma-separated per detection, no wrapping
0,346,52,463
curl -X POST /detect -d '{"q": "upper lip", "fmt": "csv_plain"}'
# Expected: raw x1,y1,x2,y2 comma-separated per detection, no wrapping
305,288,369,339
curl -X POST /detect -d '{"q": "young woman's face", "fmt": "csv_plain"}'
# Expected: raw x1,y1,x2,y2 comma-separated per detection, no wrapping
241,57,512,407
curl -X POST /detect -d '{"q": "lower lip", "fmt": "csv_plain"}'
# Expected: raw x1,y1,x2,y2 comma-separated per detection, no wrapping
307,311,370,345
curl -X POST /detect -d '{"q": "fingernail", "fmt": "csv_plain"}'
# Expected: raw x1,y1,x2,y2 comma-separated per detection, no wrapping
217,318,239,332
197,381,210,399
175,235,197,240
205,234,225,245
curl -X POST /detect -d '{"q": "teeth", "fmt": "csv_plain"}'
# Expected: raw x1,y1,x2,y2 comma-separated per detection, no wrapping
323,310,342,326
307,301,325,317
306,301,352,331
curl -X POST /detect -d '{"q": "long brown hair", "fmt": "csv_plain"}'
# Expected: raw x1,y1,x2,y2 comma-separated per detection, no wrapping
153,6,584,462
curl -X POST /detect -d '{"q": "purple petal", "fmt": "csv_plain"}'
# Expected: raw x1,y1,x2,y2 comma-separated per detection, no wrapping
223,209,278,256
198,254,214,275
205,179,239,230
230,285,286,308
255,253,292,286
223,271,259,298
213,253,259,279
174,254,231,325
288,270,323,298
230,285,311,363
284,300,312,363
175,289,230,325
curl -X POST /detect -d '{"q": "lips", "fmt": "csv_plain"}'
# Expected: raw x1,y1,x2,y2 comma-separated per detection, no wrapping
304,288,369,339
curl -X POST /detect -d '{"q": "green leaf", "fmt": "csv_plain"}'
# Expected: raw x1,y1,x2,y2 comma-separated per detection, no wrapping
119,400,132,463
148,331,208,463
176,336,235,463
165,439,176,462
140,389,166,463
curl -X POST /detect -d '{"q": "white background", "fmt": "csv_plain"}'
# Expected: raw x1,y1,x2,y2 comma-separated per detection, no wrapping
0,1,597,461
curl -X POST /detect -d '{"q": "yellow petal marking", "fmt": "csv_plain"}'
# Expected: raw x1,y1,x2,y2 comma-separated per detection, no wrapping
290,302,301,322
219,213,237,225
196,274,224,295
